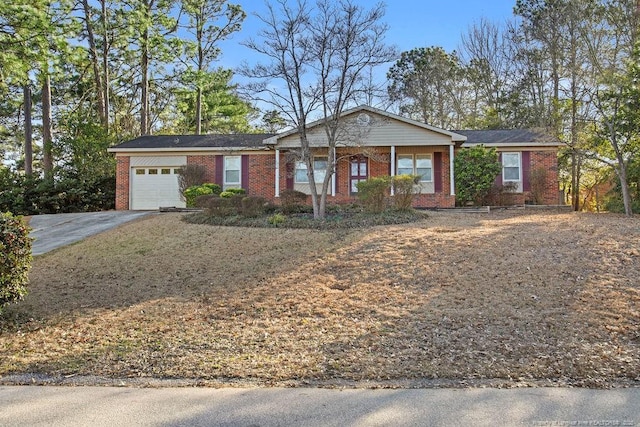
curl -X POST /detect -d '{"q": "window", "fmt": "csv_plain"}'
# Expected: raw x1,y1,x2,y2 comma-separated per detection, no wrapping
396,154,432,182
135,169,145,175
148,168,158,175
295,157,328,183
161,168,171,175
502,152,521,182
224,156,241,187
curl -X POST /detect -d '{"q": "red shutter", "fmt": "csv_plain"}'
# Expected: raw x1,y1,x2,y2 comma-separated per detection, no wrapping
433,152,443,193
286,162,294,190
241,155,249,191
215,155,223,186
495,153,503,186
522,151,531,192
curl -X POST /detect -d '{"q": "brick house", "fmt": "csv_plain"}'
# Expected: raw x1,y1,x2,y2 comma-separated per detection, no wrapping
108,105,561,210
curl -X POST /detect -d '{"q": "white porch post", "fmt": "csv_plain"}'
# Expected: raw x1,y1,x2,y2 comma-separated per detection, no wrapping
449,144,455,196
390,145,396,196
275,148,280,198
331,146,336,197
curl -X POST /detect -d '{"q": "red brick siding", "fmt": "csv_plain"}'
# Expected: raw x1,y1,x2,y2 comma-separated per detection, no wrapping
529,150,559,205
115,156,130,210
248,154,276,198
186,155,216,183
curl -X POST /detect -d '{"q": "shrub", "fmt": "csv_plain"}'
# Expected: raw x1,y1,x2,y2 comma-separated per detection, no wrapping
184,184,220,208
268,213,286,226
0,212,32,314
483,182,519,206
454,145,502,206
240,196,270,218
202,183,222,195
194,194,219,208
391,174,419,211
280,189,308,214
220,188,246,198
356,177,390,213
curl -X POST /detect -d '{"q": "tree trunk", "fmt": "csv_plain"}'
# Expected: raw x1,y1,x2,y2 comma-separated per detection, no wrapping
82,0,107,127
42,74,53,181
195,86,202,135
23,85,33,177
140,22,150,135
101,0,110,133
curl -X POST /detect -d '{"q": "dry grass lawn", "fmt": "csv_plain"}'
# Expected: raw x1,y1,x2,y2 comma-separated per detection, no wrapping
1,210,639,388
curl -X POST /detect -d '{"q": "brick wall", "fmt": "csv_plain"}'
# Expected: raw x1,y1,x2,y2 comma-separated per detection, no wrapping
248,154,276,198
186,155,216,183
529,150,560,205
115,156,130,210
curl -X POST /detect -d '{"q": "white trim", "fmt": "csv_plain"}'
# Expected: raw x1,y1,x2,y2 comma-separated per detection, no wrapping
396,153,433,182
449,145,455,196
223,155,242,189
275,149,280,198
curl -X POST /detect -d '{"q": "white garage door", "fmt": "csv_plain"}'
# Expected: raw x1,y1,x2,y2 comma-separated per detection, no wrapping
130,166,185,210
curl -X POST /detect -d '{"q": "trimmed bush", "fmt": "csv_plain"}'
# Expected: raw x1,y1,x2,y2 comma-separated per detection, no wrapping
356,177,390,213
220,188,246,198
0,212,32,314
240,196,270,218
280,189,308,214
184,183,222,207
391,174,419,211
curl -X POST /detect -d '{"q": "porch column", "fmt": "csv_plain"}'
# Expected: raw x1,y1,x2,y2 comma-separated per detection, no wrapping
449,144,455,196
331,146,336,197
390,145,396,196
275,149,280,197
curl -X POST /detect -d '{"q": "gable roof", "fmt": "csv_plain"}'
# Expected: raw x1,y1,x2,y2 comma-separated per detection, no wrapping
263,105,467,145
455,129,561,147
108,134,275,152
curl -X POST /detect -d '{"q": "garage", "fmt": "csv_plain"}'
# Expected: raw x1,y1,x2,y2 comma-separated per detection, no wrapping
130,156,186,210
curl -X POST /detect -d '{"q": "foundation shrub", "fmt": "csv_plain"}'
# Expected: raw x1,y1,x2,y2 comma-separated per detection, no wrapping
280,189,308,214
391,174,419,211
356,176,390,213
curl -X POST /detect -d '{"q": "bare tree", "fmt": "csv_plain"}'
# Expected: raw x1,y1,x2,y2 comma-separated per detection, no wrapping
242,0,396,219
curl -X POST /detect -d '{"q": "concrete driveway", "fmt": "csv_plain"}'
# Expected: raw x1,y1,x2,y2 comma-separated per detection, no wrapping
29,211,153,255
0,386,639,427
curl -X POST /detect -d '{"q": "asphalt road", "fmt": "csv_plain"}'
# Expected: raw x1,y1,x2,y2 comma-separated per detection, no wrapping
1,386,639,427
29,211,153,255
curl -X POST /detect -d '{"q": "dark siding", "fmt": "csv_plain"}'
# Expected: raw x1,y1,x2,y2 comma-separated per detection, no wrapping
286,162,294,190
495,152,503,186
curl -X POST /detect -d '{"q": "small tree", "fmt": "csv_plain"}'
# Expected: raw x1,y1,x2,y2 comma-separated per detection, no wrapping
454,145,502,206
0,212,32,314
356,176,390,213
177,164,206,202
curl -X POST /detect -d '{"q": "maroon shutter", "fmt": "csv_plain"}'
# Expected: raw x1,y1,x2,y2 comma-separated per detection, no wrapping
433,152,443,193
286,162,294,190
215,155,223,186
495,152,503,186
241,155,249,191
522,151,531,192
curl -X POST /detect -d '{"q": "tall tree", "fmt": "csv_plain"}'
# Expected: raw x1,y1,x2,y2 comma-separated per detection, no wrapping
180,0,244,134
387,47,463,128
242,0,396,219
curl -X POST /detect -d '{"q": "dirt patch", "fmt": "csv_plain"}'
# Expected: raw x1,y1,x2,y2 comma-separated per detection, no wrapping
1,211,639,388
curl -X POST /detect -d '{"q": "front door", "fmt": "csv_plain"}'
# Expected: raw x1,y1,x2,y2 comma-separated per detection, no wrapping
350,156,368,194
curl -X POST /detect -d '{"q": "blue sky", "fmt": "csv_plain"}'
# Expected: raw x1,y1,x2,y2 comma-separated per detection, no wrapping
218,0,518,72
